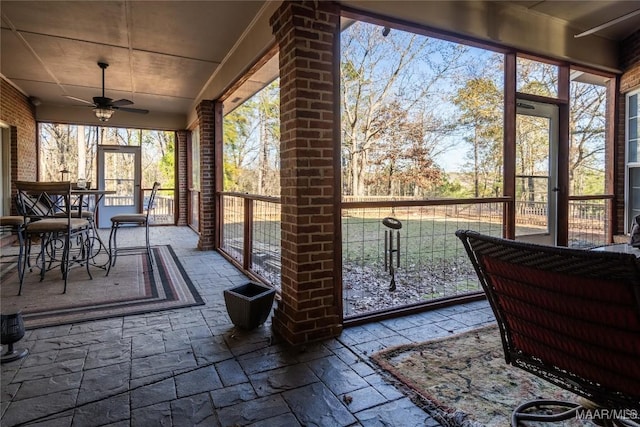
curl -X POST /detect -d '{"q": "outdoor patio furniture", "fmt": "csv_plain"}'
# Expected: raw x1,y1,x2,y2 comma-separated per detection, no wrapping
16,181,93,293
107,182,160,275
456,230,640,426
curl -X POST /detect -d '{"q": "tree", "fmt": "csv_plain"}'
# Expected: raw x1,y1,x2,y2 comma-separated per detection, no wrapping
223,101,259,192
452,78,503,197
39,123,77,181
341,21,467,196
142,130,175,188
367,102,445,196
256,81,280,195
569,81,607,195
222,80,280,195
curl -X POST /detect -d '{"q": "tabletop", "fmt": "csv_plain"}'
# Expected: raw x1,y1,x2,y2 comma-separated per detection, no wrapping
71,189,115,195
591,243,640,257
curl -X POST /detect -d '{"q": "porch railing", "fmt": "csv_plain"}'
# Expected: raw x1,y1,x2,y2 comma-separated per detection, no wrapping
103,187,175,225
567,195,612,248
341,197,507,319
218,193,612,320
219,193,282,288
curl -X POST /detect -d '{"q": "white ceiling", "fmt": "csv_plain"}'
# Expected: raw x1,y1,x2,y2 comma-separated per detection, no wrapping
1,0,270,129
513,0,640,41
2,1,639,130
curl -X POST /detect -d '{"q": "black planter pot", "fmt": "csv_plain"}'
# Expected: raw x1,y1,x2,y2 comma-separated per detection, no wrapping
223,282,275,330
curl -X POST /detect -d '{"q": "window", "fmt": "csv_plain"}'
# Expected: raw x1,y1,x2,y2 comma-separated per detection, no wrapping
627,90,640,232
341,20,504,199
38,123,175,224
569,70,609,196
567,69,613,247
222,80,280,196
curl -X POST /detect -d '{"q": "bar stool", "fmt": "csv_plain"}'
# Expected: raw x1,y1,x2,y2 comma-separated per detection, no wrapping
107,182,160,275
16,181,93,294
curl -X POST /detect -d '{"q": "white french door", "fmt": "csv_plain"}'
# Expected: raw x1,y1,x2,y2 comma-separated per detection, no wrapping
97,146,142,228
515,100,559,245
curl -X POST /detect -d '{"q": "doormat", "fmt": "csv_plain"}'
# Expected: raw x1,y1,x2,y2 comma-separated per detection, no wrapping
1,245,204,329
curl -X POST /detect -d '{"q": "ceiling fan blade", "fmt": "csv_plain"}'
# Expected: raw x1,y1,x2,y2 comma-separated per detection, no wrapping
63,95,94,105
116,106,149,114
111,99,134,107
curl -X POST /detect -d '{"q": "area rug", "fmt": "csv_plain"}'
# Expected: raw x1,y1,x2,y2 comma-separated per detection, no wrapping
371,325,583,427
0,245,204,329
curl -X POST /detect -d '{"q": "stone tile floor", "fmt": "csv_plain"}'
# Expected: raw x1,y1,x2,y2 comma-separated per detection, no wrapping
1,226,495,426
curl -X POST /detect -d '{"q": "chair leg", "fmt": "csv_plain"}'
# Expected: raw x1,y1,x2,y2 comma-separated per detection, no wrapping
145,221,153,270
19,234,30,295
106,223,118,276
62,233,71,294
84,230,93,281
39,235,47,282
16,228,25,296
511,399,580,426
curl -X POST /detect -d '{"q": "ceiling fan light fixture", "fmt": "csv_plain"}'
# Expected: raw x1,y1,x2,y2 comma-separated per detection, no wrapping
94,106,114,121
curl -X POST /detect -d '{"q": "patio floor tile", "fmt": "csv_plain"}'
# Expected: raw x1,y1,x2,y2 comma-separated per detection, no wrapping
0,226,495,427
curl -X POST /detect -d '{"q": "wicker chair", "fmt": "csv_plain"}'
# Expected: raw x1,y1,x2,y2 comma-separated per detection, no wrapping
456,230,640,426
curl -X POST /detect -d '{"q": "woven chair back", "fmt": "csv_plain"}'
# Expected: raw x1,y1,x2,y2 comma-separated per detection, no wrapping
456,230,640,410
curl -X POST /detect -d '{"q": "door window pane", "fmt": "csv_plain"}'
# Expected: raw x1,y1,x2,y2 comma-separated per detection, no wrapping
515,113,552,238
104,152,136,207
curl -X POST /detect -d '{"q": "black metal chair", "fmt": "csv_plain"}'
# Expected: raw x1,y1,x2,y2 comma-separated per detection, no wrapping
456,230,640,426
16,181,93,293
107,182,160,275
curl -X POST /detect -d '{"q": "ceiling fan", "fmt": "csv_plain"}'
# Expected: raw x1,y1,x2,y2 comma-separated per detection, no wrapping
64,62,149,121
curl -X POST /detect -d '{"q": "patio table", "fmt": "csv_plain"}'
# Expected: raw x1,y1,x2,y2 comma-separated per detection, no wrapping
70,189,115,270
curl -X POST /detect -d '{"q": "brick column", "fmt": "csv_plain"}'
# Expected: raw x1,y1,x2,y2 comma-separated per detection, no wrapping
1,78,37,213
176,130,188,226
270,0,342,345
197,100,216,250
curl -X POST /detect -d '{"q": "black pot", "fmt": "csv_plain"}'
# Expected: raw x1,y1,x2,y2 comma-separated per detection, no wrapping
223,282,275,330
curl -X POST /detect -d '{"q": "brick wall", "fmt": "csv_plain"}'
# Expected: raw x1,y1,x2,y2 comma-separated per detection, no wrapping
0,78,37,213
615,29,640,234
620,30,640,93
176,130,188,226
196,100,216,250
270,0,342,345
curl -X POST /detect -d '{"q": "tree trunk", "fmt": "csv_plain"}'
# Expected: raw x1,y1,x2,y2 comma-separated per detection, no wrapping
78,125,86,180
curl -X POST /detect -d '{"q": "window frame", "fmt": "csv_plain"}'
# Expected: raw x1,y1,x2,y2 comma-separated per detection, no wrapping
625,89,640,234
